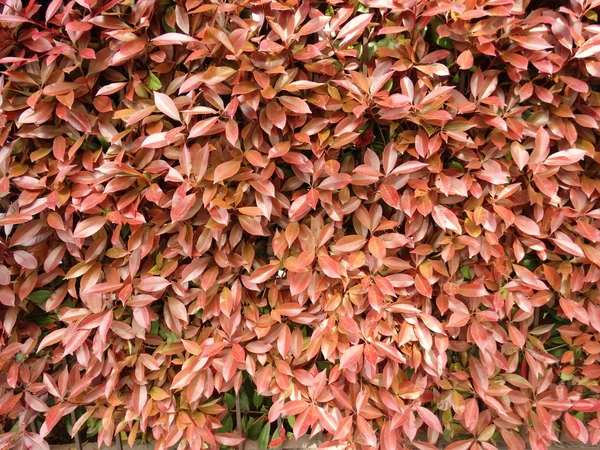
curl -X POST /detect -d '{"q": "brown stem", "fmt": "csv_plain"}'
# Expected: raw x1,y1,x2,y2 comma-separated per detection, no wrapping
236,390,243,450
459,70,466,95
276,417,283,449
361,35,369,75
70,411,82,450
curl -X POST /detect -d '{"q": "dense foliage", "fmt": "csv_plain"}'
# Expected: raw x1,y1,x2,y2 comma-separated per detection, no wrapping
1,0,600,449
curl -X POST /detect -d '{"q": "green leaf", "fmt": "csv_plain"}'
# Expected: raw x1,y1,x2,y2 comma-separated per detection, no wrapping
550,348,567,360
247,418,264,440
161,7,177,32
148,265,162,275
97,136,110,148
86,418,102,437
382,78,393,92
460,266,472,280
240,389,250,412
28,290,53,304
31,316,55,327
287,416,295,428
521,256,540,271
443,427,452,441
258,422,270,450
223,393,235,410
219,414,233,433
560,372,573,381
244,417,255,433
437,37,452,50
367,42,377,61
148,72,162,91
66,416,73,436
253,392,264,409
585,9,597,21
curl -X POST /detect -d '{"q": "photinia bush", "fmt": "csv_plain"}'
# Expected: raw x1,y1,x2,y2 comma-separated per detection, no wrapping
1,0,600,449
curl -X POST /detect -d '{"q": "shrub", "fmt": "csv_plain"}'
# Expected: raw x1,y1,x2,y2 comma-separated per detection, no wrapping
1,0,600,449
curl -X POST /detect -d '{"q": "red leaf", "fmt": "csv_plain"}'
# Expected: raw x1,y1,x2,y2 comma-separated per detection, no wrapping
215,434,245,447
564,413,588,443
337,13,373,41
333,235,367,253
151,33,199,45
137,277,171,292
171,188,196,222
318,255,346,279
380,184,400,208
40,404,68,438
279,96,311,114
154,92,180,121
470,321,488,351
458,283,487,297
513,215,541,237
561,76,589,93
463,398,479,431
249,262,280,284
356,415,377,446
391,161,428,175
281,400,310,416
544,149,587,166
73,217,106,238
296,16,331,37
415,274,433,297
213,159,241,183
513,264,548,290
189,117,220,138
339,344,364,369
0,286,15,307
319,173,352,190
415,406,443,433
432,205,462,233
457,50,473,69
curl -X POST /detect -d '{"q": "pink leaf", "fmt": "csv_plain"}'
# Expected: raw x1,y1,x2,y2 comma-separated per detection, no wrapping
457,50,473,70
339,344,364,369
73,217,106,238
154,92,180,121
415,406,443,433
544,149,587,166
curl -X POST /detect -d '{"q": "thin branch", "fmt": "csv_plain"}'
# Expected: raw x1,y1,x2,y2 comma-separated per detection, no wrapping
0,0,64,38
276,417,283,449
235,390,243,450
70,411,82,450
459,70,467,95
361,34,369,76
117,432,123,450
228,409,266,416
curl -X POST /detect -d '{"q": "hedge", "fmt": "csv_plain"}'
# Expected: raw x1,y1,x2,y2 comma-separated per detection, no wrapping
1,0,600,449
